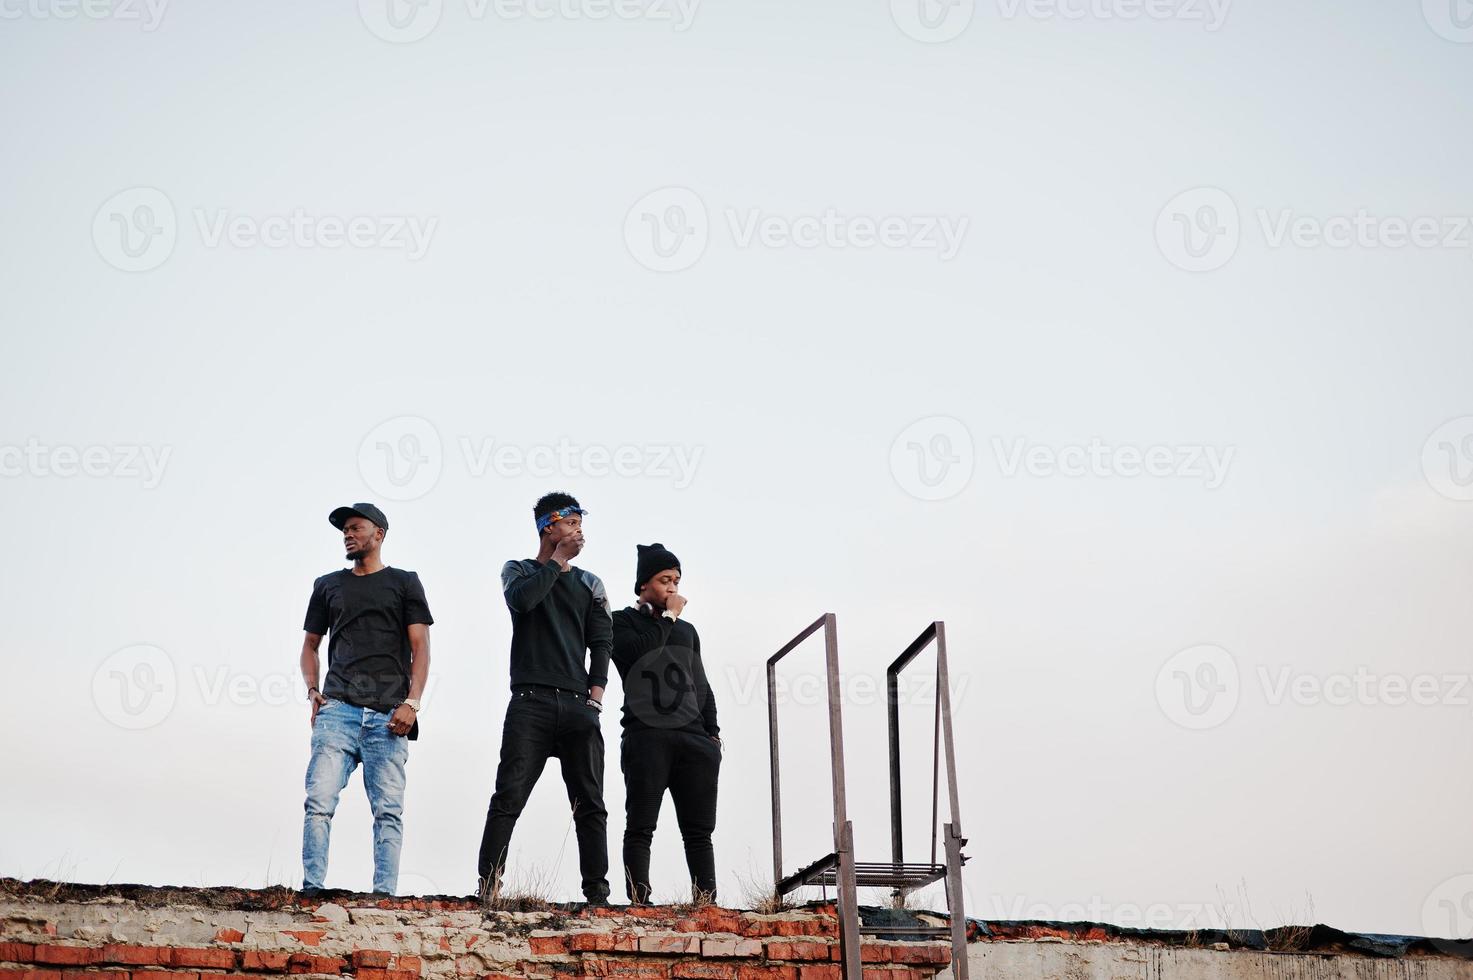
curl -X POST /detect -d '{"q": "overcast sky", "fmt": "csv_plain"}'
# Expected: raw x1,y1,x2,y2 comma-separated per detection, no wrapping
2,0,1472,942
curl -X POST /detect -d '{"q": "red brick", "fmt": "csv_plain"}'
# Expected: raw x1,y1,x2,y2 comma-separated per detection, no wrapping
0,969,61,980
638,936,701,956
242,951,291,971
168,948,238,970
284,931,327,948
861,970,925,980
764,941,830,962
889,945,949,965
33,948,99,967
393,956,421,974
528,935,568,956
859,944,892,964
357,970,389,980
735,968,797,980
353,951,393,969
214,929,246,945
798,968,841,980
288,953,347,974
0,945,36,964
569,933,613,953
99,946,167,967
134,972,199,980
672,964,738,980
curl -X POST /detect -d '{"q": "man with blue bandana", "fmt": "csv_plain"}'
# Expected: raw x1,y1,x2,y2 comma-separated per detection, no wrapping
477,492,613,905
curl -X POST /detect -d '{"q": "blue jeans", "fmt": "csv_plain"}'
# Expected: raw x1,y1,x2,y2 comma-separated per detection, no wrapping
302,699,409,894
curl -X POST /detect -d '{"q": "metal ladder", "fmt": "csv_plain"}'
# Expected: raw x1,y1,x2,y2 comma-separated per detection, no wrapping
766,615,970,979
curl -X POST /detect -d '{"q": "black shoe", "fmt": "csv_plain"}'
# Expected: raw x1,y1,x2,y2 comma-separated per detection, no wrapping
298,886,322,898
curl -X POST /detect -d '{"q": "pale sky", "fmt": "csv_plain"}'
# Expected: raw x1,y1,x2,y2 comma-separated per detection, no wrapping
3,0,1472,941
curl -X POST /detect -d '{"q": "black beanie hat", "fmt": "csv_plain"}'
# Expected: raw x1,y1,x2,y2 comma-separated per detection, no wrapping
635,542,681,594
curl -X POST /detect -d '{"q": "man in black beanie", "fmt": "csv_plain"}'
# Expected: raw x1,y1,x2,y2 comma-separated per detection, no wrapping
610,543,721,904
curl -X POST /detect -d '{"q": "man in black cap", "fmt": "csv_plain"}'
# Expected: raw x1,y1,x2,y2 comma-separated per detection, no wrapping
477,491,614,905
299,502,433,896
611,543,721,904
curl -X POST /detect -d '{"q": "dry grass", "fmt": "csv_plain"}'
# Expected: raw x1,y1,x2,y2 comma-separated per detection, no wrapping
735,870,789,914
481,863,559,913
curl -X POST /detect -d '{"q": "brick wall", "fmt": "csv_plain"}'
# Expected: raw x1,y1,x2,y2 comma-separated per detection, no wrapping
0,884,950,980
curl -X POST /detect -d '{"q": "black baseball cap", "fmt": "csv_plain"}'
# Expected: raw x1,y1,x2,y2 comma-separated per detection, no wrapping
329,503,389,531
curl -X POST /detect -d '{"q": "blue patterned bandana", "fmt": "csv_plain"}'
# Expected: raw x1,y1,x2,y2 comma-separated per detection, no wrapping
536,505,586,533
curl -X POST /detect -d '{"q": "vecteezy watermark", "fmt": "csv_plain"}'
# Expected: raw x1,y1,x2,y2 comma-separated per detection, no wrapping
978,894,1239,930
0,438,172,488
93,187,438,272
890,416,975,502
93,645,178,730
993,438,1236,489
358,0,697,43
1421,416,1473,502
0,0,168,29
1424,874,1473,954
1157,186,1473,272
92,651,446,730
727,664,973,710
1157,646,1473,731
1422,0,1473,43
890,0,974,43
624,187,970,272
359,416,445,503
460,437,703,489
356,415,705,502
1155,644,1240,731
995,0,1230,30
1258,666,1473,709
1155,187,1240,272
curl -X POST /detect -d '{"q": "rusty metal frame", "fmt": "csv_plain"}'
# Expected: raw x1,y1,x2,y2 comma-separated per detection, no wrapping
887,621,969,980
767,613,862,980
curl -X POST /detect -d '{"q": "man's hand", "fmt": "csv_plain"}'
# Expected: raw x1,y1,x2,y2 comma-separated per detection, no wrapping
309,689,327,727
550,525,584,568
666,593,688,617
388,702,417,736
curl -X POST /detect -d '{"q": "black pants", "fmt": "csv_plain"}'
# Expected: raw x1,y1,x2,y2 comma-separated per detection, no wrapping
478,686,610,902
621,727,720,904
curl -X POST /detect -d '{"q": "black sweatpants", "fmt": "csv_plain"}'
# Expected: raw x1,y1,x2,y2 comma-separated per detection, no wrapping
478,686,610,902
621,726,720,904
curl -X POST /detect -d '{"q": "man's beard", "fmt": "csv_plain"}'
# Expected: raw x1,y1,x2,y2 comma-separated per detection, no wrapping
346,547,368,561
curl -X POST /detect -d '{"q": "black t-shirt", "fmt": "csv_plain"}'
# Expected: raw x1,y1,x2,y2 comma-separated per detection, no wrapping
303,567,433,721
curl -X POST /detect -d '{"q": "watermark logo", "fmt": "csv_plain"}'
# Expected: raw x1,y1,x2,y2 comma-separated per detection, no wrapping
358,416,444,502
1421,416,1473,502
92,188,438,271
993,438,1235,489
891,0,974,42
1423,0,1473,43
0,0,168,30
624,187,709,272
1155,644,1239,730
625,187,970,271
995,0,1230,30
890,416,975,501
460,437,703,489
93,187,177,273
1156,187,1239,272
624,644,708,729
0,439,172,488
93,645,177,730
359,0,443,42
1423,874,1473,954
